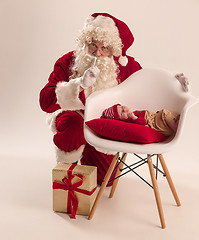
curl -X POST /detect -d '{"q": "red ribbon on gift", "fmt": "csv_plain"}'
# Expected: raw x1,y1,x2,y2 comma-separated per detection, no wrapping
53,164,97,219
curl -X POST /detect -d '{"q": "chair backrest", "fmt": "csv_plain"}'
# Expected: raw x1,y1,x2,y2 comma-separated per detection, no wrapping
84,68,198,154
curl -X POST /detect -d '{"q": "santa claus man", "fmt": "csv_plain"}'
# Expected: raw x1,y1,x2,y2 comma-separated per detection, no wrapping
39,13,189,185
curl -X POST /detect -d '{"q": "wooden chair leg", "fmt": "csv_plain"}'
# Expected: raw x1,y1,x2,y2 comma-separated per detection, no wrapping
147,155,166,229
158,154,181,206
88,152,119,220
109,153,127,198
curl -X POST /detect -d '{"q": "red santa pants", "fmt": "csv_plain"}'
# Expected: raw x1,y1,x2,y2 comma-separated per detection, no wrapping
53,110,116,185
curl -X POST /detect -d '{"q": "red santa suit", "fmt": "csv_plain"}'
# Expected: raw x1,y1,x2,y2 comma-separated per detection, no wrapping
39,13,142,185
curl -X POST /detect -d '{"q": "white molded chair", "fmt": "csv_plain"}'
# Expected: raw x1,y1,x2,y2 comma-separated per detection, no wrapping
84,68,198,228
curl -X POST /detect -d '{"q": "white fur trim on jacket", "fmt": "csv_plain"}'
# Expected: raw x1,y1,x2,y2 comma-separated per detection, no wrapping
55,145,85,163
55,77,85,111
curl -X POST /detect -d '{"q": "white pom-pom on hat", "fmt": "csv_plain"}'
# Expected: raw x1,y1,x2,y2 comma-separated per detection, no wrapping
118,55,128,66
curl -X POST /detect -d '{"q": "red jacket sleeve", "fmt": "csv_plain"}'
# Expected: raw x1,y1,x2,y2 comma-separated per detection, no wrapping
39,51,74,113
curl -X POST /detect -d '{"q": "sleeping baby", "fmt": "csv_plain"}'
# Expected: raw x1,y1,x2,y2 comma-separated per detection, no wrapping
101,104,180,137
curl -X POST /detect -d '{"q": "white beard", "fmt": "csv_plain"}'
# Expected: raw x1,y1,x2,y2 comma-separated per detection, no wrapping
70,48,119,97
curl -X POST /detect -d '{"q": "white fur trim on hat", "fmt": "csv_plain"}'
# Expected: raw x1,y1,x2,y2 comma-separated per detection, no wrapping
118,55,128,66
55,145,85,163
77,15,122,57
55,77,85,111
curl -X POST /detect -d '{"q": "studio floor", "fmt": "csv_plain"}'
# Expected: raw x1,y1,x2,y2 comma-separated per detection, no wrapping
1,151,199,240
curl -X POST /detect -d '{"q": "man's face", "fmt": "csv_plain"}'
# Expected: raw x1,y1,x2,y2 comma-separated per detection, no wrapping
86,40,112,57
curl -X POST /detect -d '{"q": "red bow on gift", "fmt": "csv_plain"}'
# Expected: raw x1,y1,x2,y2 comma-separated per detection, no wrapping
53,164,97,219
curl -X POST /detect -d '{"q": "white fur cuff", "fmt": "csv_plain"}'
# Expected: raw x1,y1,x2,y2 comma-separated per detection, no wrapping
47,109,84,134
55,78,85,111
47,109,63,134
55,145,85,163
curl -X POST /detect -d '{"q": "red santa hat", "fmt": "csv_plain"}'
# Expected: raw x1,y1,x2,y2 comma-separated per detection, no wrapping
79,13,134,66
101,104,121,120
91,13,134,66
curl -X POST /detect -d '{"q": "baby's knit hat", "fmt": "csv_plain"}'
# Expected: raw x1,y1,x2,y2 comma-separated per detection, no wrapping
101,104,121,120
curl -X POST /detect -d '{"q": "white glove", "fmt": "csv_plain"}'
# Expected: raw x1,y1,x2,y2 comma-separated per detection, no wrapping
80,58,100,89
175,73,189,92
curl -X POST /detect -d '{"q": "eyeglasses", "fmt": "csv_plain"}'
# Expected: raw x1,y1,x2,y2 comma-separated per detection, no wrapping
87,42,111,55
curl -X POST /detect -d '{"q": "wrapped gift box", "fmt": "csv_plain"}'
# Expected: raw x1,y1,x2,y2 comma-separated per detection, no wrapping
52,162,97,218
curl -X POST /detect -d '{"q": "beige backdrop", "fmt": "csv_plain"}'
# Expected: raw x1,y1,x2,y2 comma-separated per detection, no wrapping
0,0,199,239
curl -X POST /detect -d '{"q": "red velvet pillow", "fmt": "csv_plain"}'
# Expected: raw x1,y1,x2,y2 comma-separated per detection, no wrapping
85,119,167,143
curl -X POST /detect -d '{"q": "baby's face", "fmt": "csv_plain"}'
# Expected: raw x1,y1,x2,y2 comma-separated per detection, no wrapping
117,105,131,120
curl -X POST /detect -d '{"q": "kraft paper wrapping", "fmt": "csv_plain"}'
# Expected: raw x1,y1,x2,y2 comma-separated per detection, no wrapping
52,163,97,216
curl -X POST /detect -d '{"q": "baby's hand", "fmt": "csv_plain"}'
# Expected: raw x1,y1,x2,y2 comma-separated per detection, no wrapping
128,112,138,120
